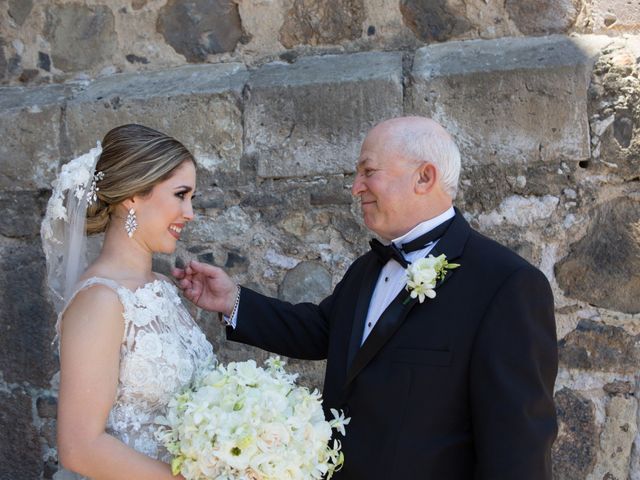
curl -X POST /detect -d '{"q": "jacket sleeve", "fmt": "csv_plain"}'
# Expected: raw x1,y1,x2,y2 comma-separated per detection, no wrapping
469,265,558,480
226,259,361,360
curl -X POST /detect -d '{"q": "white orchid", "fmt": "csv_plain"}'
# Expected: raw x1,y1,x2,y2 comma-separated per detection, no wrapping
405,254,460,303
156,357,349,479
329,408,351,436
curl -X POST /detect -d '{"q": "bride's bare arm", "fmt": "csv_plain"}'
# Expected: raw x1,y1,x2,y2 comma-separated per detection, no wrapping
57,285,183,480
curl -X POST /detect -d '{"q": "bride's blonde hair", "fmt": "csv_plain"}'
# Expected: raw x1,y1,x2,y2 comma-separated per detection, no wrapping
86,124,195,235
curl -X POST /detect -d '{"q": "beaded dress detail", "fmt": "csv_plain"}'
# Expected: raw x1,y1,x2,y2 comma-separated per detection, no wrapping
54,276,215,479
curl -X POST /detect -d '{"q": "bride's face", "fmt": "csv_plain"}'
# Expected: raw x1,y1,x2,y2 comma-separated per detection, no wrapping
131,160,196,254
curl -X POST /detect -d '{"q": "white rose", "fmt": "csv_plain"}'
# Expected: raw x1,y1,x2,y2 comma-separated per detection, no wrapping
122,356,153,388
135,332,163,358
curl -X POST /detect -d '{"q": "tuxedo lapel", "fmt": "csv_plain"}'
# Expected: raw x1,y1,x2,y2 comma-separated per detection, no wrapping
344,210,471,387
345,288,417,386
346,253,382,370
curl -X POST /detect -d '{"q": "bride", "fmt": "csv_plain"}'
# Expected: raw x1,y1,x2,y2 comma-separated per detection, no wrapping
41,124,215,479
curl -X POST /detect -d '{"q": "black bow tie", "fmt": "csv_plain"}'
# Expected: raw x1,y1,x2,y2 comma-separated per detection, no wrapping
369,217,454,268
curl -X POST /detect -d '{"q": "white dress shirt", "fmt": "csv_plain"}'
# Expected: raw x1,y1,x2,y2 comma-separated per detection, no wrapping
360,207,455,344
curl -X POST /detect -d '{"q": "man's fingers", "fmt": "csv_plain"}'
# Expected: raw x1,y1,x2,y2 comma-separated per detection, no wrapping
189,260,220,276
191,278,203,297
172,267,185,279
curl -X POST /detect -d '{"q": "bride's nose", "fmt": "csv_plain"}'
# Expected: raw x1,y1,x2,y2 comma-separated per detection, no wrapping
183,201,195,221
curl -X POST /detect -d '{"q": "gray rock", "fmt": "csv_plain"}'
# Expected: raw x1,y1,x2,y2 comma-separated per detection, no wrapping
459,162,567,213
505,0,581,35
36,395,57,419
38,51,51,72
19,68,39,83
555,197,640,314
0,38,7,82
613,113,633,148
591,0,640,33
151,257,173,278
65,64,248,175
0,83,70,191
157,0,242,61
330,210,367,245
408,35,611,166
279,261,332,304
8,0,34,27
400,0,472,42
603,380,635,396
44,4,117,71
125,54,149,65
245,52,403,178
132,0,148,9
0,243,57,387
588,47,640,180
225,251,248,272
40,419,57,448
558,319,639,373
309,178,353,205
552,388,598,480
0,390,41,479
591,395,637,480
0,190,49,238
279,0,365,48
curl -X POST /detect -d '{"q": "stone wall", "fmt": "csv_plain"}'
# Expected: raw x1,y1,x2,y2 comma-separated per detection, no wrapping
2,0,640,86
1,1,640,479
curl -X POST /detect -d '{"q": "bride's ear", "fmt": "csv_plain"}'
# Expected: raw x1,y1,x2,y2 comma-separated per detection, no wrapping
121,197,137,212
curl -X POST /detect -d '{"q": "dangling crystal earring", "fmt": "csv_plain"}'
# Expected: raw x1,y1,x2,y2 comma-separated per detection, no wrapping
125,208,138,238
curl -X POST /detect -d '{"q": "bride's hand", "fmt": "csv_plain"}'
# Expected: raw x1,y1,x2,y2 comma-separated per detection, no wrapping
172,260,238,315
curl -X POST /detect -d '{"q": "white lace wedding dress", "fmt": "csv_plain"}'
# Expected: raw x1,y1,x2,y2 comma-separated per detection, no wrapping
54,276,215,480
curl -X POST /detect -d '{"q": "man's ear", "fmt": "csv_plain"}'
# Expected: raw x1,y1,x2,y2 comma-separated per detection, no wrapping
415,162,437,194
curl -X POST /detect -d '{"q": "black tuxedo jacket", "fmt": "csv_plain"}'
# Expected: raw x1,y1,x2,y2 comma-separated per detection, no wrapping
227,211,558,479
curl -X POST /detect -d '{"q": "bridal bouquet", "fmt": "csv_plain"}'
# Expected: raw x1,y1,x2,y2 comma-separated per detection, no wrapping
156,357,349,480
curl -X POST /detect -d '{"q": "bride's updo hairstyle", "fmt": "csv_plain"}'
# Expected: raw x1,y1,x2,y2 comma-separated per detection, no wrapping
86,124,195,235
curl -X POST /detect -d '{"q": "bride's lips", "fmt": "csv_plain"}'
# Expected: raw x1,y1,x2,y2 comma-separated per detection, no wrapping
168,223,184,239
361,200,376,209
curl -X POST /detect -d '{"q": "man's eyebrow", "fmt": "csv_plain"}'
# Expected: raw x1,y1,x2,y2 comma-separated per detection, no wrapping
356,158,370,168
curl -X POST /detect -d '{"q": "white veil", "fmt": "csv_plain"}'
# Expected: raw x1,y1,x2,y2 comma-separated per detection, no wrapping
41,143,103,314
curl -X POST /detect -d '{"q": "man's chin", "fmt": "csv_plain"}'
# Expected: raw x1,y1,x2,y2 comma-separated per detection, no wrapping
363,217,383,238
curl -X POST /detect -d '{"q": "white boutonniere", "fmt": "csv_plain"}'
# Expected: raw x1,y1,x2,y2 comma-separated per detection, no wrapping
404,254,460,304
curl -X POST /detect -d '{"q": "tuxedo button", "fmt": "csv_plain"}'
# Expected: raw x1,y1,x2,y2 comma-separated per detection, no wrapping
384,276,388,282
367,322,372,327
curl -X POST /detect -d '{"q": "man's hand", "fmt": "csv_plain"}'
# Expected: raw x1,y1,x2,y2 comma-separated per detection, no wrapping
172,260,237,315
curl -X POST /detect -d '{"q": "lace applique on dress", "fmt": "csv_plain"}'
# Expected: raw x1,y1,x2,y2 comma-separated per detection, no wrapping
54,277,215,479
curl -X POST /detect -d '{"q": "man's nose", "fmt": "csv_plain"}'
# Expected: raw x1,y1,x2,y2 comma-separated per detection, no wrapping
351,174,365,196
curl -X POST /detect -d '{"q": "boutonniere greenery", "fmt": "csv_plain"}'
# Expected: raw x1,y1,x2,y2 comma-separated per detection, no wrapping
404,254,460,304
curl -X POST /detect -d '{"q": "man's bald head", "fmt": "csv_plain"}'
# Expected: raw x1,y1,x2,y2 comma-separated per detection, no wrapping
369,116,461,198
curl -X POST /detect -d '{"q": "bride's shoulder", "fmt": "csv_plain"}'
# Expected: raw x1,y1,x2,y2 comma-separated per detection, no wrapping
60,283,125,338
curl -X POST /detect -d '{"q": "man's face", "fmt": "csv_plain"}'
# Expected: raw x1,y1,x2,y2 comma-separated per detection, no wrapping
351,130,419,240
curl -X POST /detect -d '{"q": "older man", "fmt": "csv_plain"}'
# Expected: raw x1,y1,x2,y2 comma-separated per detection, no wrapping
175,117,558,479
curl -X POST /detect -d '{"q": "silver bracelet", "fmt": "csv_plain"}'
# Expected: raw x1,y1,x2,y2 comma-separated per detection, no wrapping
228,284,241,319
218,285,241,324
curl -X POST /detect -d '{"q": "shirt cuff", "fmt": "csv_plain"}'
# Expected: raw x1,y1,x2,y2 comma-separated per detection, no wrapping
222,309,238,328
